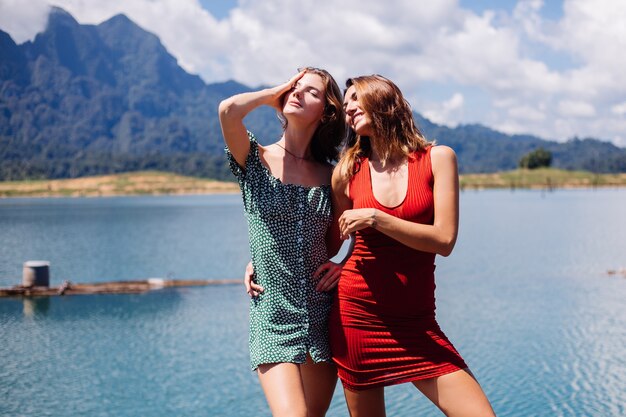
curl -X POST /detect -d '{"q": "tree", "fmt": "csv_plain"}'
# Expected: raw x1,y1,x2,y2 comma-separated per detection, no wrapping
519,147,552,169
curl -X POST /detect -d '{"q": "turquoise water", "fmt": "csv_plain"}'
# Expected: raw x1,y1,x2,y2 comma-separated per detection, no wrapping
0,195,250,285
1,190,625,416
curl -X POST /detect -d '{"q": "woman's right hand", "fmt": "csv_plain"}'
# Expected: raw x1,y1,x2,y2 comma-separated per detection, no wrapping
338,208,377,239
244,261,264,297
218,70,305,168
267,70,306,111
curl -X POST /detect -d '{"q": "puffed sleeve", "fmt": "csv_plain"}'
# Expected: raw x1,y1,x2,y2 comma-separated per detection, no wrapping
224,131,261,182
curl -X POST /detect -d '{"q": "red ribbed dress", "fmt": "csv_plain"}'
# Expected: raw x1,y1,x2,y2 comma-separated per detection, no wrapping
329,147,467,391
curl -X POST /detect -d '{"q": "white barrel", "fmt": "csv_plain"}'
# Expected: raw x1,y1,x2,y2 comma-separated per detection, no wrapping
22,261,50,287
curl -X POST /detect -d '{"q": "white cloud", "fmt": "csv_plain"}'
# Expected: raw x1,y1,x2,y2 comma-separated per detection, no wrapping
423,93,465,127
558,100,596,117
611,102,626,116
0,0,625,146
508,105,546,122
0,0,49,43
557,0,626,71
0,0,235,78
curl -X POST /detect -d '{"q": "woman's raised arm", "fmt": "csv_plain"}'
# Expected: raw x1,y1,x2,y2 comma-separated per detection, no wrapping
218,71,305,167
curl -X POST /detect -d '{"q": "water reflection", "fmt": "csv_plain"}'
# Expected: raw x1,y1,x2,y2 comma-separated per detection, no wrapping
8,289,185,319
22,297,50,317
1,191,625,417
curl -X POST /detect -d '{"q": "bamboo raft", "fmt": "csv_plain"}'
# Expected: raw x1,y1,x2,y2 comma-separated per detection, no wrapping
0,278,241,297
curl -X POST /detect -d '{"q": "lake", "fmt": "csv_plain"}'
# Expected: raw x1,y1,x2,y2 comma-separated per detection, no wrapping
1,189,625,416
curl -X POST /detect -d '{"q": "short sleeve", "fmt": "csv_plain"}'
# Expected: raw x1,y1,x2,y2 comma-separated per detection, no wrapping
224,131,261,180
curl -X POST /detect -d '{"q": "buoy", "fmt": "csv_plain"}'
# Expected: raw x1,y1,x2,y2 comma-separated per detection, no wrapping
22,261,50,287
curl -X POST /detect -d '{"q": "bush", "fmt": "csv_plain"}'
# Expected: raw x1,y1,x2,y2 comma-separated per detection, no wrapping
519,147,552,169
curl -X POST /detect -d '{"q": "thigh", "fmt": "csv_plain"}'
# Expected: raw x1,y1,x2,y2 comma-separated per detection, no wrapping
300,355,338,417
257,362,307,417
412,369,496,417
343,385,386,417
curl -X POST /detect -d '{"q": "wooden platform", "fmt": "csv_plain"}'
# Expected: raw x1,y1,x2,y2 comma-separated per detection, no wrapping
0,278,240,297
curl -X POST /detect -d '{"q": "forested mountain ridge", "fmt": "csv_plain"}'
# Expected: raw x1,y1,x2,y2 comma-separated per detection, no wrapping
1,7,624,181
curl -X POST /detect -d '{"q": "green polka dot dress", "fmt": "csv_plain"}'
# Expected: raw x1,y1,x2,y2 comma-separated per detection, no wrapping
226,132,334,371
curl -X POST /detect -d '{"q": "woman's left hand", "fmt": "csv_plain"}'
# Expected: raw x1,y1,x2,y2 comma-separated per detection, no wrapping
338,208,376,239
314,261,343,292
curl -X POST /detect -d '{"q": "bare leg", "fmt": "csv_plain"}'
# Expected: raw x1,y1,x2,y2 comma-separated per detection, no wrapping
257,362,307,417
300,354,338,417
412,369,496,417
343,385,386,417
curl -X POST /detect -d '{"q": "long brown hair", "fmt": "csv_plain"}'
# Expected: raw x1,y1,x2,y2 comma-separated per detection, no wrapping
336,75,430,179
278,67,346,164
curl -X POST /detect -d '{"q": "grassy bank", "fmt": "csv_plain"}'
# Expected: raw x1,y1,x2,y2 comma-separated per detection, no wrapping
460,168,626,190
1,169,625,198
0,171,239,198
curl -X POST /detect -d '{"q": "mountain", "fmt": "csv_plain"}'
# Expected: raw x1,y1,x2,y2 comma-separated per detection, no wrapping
1,7,625,180
0,7,263,180
413,115,626,173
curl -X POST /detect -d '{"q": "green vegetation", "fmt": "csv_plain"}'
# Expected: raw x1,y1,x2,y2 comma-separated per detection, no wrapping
1,8,625,185
460,168,626,189
519,148,552,169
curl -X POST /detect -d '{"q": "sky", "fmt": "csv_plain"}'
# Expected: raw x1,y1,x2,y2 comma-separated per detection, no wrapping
1,0,625,146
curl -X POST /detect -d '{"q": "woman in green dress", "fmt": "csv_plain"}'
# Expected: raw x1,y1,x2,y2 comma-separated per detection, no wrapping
218,67,346,417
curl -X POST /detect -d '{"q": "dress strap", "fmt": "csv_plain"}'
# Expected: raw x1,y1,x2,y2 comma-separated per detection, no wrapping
348,156,370,202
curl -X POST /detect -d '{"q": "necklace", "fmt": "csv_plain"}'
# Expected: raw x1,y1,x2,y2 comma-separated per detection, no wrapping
275,142,313,161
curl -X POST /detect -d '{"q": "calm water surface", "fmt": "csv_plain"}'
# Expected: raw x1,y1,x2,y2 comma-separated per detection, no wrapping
0,195,249,285
1,190,625,416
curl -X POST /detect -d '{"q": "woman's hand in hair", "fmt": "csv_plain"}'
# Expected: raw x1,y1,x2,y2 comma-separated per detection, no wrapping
267,70,306,112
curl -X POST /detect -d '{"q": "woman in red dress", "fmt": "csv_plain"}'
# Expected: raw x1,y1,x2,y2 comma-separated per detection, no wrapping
329,75,496,417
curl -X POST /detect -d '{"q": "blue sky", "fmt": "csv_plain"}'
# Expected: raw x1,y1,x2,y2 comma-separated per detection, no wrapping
464,0,563,18
1,0,625,146
198,0,239,20
198,1,565,23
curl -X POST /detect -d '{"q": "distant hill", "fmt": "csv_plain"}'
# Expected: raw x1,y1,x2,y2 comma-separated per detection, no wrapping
414,115,626,173
1,7,625,180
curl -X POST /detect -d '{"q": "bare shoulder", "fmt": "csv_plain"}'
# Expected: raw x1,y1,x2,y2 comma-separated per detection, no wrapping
331,164,347,187
331,165,350,197
430,145,458,183
430,145,457,160
430,145,457,170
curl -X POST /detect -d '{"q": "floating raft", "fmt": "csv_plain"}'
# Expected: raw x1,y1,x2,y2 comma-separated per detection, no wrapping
0,278,240,297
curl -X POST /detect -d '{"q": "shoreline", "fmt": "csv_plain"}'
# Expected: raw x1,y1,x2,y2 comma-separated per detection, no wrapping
1,169,625,198
0,171,239,198
459,168,626,190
